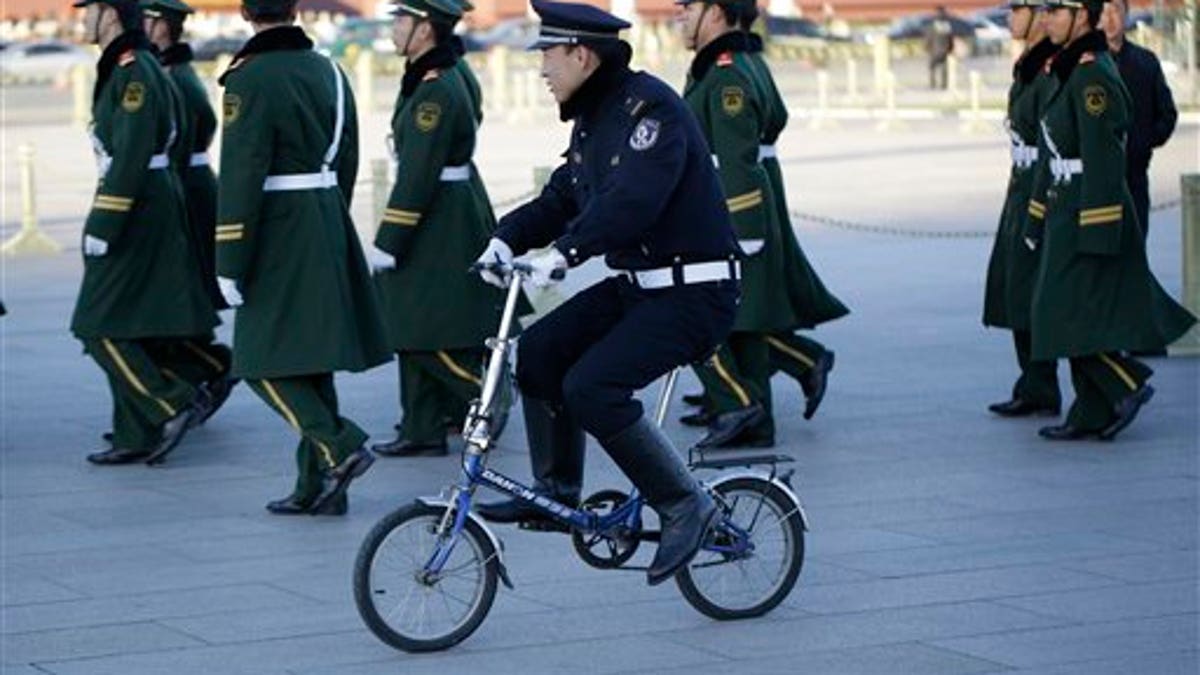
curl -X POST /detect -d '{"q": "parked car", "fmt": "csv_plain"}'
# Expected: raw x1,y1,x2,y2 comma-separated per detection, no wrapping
465,18,539,51
886,12,1007,56
191,35,247,62
0,40,90,84
324,18,393,58
763,15,852,44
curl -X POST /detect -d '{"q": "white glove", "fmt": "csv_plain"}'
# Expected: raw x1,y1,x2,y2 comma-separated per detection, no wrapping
367,246,396,273
527,247,568,288
83,234,108,257
474,237,513,288
739,239,765,257
217,276,244,308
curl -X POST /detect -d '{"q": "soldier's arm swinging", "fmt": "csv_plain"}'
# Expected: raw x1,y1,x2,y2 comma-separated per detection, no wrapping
704,72,767,254
1074,75,1128,255
337,66,359,209
214,77,271,283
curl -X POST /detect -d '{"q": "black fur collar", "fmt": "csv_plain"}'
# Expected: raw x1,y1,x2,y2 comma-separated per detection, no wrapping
1051,30,1107,82
96,30,150,102
690,31,749,81
219,26,312,84
401,44,459,98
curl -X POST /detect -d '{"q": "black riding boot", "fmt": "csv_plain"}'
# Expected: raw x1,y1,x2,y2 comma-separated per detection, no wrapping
476,398,585,524
601,417,719,586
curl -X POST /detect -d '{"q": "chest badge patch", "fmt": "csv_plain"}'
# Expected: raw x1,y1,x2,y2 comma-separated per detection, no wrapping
121,82,145,113
629,118,660,151
222,93,241,125
415,102,442,132
721,86,745,117
1083,85,1107,117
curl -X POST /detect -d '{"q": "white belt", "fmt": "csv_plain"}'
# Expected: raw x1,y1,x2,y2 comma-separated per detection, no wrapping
710,154,720,169
1049,157,1083,184
189,152,210,167
621,260,740,289
439,164,470,181
262,169,338,191
1010,144,1038,169
147,153,170,170
757,144,777,162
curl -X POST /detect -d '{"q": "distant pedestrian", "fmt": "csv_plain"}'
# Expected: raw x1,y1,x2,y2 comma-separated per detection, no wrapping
926,5,955,89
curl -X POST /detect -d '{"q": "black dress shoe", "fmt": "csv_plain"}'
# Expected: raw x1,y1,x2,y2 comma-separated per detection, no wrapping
696,404,766,449
265,492,348,516
145,403,201,466
311,493,348,516
679,410,713,427
988,398,1061,418
801,351,835,420
682,392,706,407
87,447,151,465
197,376,239,425
371,437,448,457
309,448,375,513
101,431,113,444
1099,385,1155,441
1038,423,1098,441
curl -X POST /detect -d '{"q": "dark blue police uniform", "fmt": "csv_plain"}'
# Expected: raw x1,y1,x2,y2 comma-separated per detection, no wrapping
478,0,740,587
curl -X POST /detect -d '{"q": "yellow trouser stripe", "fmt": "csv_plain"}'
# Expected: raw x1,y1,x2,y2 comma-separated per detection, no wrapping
101,339,177,417
437,351,482,386
1098,353,1138,391
709,353,751,407
765,336,815,369
184,340,224,373
260,379,336,467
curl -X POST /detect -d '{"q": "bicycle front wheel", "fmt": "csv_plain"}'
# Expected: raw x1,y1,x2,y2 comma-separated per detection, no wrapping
676,476,805,620
353,502,499,652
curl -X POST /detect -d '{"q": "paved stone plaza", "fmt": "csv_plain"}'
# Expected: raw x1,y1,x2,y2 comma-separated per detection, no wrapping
1,87,1198,673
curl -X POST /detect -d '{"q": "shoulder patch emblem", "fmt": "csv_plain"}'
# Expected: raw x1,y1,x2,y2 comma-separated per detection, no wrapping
629,118,660,152
222,93,242,125
117,50,135,67
1083,84,1107,116
721,86,744,117
716,51,733,67
423,69,440,81
121,82,145,112
415,101,441,132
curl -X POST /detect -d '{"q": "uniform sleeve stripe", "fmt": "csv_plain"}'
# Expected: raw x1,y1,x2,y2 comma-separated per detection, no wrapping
93,201,132,212
95,194,133,206
215,232,243,241
385,208,421,218
727,192,764,213
1079,214,1121,226
215,223,244,233
1079,205,1122,218
382,213,420,226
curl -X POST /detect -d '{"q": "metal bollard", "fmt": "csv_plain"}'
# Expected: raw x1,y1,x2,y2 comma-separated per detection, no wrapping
3,144,61,256
809,70,836,130
946,55,960,98
71,63,90,127
1172,173,1200,355
356,50,375,113
489,47,509,115
872,35,890,95
960,70,988,133
845,58,859,104
874,71,904,132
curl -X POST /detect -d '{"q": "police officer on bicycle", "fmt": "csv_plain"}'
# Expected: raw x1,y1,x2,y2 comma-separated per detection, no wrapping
473,0,742,587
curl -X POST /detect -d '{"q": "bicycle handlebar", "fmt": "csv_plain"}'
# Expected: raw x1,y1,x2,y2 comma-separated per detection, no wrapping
468,260,566,281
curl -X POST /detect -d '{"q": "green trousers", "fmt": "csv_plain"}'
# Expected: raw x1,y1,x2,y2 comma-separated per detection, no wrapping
691,332,774,442
765,332,826,384
83,338,199,451
151,335,231,388
1066,352,1152,431
1011,330,1061,408
247,374,368,499
396,349,483,443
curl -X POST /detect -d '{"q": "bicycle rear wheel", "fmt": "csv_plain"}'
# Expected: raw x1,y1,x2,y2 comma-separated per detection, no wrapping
354,502,499,652
676,476,804,620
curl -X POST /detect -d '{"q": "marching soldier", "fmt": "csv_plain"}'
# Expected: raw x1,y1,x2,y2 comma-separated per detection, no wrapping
368,0,505,458
216,0,388,513
676,0,812,449
71,0,216,465
141,0,237,420
474,0,740,586
982,0,1062,418
741,10,846,422
1026,0,1195,440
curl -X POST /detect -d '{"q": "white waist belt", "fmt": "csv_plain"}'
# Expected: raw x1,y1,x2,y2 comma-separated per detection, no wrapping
622,260,740,289
262,169,338,191
440,164,470,181
757,144,777,162
1049,157,1083,183
189,153,210,167
147,153,170,169
1010,144,1038,169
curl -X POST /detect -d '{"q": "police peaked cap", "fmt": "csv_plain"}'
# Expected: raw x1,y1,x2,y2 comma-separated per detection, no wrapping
1007,0,1044,7
139,0,193,19
391,0,464,23
1043,0,1104,10
73,0,142,29
529,0,630,50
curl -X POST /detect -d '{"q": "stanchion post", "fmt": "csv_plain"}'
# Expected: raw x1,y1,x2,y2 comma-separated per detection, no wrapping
371,158,390,226
3,144,61,256
355,49,374,113
960,70,988,133
1171,173,1200,355
845,57,859,104
72,63,90,127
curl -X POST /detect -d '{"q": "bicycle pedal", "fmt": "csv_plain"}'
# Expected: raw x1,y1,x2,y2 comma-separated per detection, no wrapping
518,519,569,533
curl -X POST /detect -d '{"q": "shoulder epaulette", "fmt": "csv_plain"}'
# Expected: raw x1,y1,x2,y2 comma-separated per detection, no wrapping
716,51,733,68
117,50,136,67
1079,52,1096,65
423,69,440,82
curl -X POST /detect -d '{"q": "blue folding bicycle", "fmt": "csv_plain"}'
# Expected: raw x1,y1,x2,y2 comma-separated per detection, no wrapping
353,261,808,652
